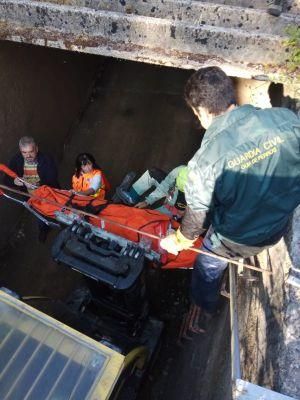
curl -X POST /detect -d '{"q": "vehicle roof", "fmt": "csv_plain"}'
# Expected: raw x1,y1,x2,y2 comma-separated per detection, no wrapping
0,289,124,400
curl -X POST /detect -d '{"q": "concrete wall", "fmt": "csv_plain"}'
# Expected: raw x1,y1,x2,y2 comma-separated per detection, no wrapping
238,208,300,398
59,58,203,189
0,40,101,250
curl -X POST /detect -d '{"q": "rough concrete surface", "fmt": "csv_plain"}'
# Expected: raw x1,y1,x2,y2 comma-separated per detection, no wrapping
238,207,300,399
0,0,299,81
59,59,202,189
278,207,300,398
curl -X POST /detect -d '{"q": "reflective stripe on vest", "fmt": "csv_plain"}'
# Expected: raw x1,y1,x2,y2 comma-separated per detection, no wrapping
175,166,188,192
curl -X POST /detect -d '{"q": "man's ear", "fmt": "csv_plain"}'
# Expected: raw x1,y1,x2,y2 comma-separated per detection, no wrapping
191,106,213,129
191,106,200,119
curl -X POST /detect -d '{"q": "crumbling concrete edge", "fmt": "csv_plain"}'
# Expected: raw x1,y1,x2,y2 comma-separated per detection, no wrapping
0,20,292,83
0,0,298,83
278,206,300,398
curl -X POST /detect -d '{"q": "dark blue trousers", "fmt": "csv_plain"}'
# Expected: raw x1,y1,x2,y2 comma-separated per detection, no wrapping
191,226,281,313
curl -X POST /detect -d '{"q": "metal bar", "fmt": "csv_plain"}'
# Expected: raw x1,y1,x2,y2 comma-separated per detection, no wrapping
2,192,26,206
68,353,91,400
0,321,38,380
229,263,242,390
15,178,38,190
287,275,300,288
0,312,28,351
0,326,15,351
23,336,65,400
235,379,297,399
3,328,52,400
23,202,56,226
2,193,55,226
43,345,81,400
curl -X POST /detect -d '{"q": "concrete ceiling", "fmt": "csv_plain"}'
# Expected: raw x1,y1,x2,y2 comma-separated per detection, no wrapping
0,0,299,81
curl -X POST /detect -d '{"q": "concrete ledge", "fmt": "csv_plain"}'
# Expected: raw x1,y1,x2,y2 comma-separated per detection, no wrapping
0,0,299,81
32,0,298,35
235,380,297,399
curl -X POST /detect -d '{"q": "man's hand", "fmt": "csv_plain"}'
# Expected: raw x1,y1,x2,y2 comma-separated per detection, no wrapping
135,201,148,209
23,181,37,190
160,229,196,255
160,234,182,255
14,177,24,186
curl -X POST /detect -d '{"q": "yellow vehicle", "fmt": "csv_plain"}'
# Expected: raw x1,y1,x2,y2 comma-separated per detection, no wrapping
0,287,161,400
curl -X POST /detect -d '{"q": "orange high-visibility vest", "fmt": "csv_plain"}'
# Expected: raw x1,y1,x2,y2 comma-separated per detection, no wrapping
72,169,106,198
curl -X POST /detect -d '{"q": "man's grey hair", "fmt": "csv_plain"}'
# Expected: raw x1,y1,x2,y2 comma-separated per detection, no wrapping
19,136,36,148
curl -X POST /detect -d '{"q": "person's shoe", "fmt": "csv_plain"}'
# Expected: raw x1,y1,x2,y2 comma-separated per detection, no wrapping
116,187,136,205
118,172,136,191
112,172,137,204
267,0,282,16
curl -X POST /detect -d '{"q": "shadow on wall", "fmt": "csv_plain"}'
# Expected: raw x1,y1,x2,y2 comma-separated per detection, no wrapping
269,82,300,114
0,40,103,251
58,58,203,190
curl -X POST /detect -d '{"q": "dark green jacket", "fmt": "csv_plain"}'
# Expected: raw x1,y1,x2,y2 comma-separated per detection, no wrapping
182,105,300,245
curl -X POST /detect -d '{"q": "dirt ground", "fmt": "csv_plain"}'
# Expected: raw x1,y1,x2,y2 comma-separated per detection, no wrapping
139,269,231,400
0,56,232,400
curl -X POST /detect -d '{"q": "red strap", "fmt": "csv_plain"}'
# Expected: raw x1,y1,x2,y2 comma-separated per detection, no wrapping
101,172,111,192
0,164,18,179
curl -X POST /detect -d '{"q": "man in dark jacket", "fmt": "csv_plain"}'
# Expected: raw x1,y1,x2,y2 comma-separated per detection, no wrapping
6,136,59,191
161,66,300,321
5,136,59,242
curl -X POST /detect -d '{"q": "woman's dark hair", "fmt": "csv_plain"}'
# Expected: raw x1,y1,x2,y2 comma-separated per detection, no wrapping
75,153,99,178
184,66,236,115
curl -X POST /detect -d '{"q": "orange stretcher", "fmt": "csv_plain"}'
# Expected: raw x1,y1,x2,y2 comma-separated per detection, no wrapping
0,164,202,269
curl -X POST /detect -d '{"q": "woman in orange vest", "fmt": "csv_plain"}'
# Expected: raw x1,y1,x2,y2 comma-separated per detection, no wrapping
72,153,109,199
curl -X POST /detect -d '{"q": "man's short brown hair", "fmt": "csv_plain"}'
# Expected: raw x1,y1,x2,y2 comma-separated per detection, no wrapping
184,66,236,115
